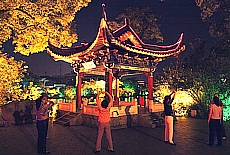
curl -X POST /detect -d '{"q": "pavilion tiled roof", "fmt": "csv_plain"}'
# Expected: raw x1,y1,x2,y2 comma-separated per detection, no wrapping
47,17,185,64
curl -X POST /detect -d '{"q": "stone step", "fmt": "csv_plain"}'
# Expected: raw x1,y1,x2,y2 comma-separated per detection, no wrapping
54,112,82,126
54,119,70,126
139,112,165,128
141,113,150,116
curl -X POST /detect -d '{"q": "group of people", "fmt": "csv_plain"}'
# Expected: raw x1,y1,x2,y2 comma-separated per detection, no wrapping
35,92,115,154
163,92,227,147
35,91,227,154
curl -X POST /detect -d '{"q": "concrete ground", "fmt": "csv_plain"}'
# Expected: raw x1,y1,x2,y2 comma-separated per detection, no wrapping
0,117,229,155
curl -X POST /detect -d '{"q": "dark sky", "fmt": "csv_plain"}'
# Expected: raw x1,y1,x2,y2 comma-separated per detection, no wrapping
4,0,213,76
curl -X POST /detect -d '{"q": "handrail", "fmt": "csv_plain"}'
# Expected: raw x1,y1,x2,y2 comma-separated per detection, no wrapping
53,111,70,122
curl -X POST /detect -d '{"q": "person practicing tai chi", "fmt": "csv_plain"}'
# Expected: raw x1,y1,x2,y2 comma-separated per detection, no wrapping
164,91,176,145
94,91,114,153
207,96,222,146
36,93,54,154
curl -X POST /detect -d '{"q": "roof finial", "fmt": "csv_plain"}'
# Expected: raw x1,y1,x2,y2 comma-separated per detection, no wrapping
124,18,129,25
102,3,107,21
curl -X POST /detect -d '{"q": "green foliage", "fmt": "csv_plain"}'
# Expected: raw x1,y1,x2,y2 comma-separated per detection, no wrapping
157,37,230,102
121,78,139,96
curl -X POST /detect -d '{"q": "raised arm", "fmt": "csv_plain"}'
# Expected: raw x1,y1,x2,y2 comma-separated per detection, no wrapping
96,92,103,108
105,92,113,108
170,91,176,103
96,92,113,108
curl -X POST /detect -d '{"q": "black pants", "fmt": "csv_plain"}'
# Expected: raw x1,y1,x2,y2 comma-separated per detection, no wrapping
36,119,49,153
209,119,222,145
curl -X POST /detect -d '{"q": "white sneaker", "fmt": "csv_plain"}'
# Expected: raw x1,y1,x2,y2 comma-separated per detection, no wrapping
222,137,226,140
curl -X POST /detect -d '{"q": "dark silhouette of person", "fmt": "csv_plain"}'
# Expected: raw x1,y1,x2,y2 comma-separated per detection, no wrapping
125,106,132,128
24,104,33,124
13,109,24,125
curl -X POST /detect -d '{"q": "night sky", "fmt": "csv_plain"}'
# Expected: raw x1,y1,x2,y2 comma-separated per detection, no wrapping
3,0,213,77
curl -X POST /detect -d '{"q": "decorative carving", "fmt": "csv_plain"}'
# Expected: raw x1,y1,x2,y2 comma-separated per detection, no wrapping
116,55,155,68
112,68,121,78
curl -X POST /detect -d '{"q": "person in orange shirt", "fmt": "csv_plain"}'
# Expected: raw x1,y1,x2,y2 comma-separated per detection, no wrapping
94,91,114,153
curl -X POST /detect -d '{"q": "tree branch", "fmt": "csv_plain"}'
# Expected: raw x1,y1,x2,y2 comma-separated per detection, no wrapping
19,24,36,31
15,8,35,20
0,8,35,20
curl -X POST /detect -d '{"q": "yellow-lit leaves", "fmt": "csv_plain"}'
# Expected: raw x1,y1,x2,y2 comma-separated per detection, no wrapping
0,51,26,105
0,0,91,55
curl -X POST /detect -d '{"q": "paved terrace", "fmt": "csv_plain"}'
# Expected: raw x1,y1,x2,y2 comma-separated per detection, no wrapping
0,117,229,155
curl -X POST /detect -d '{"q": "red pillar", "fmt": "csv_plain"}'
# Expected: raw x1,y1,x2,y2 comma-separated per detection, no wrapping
114,77,119,106
148,72,153,100
76,73,82,111
147,72,154,112
105,71,113,104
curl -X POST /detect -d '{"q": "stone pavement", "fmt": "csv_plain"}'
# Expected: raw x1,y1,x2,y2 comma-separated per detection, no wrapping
0,117,229,155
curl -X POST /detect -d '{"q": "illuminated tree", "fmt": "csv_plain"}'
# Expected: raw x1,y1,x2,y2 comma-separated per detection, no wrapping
108,7,163,43
121,78,138,96
0,0,91,55
155,61,205,104
22,82,42,100
0,51,26,105
64,86,76,100
82,79,105,97
195,0,230,105
156,38,230,118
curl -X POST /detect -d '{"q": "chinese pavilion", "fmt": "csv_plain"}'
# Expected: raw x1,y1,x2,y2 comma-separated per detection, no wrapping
47,4,185,111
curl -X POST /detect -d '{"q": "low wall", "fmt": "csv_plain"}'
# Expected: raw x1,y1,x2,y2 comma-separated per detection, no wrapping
81,101,139,129
82,114,139,129
149,102,164,112
82,101,138,117
58,100,76,112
